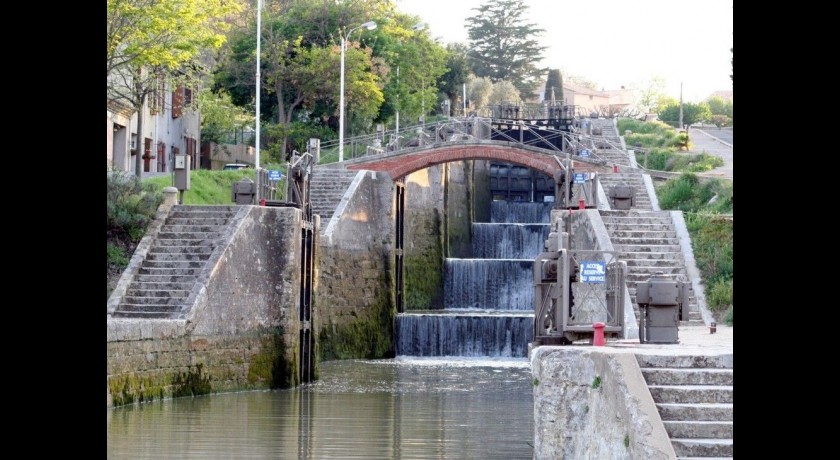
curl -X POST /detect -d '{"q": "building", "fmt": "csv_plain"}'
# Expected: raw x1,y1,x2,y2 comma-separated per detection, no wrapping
107,77,200,174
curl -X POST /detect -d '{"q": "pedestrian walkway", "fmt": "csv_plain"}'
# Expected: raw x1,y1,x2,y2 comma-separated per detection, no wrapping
686,128,733,180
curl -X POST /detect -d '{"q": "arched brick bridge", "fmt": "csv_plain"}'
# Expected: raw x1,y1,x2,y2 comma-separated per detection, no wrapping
342,140,609,180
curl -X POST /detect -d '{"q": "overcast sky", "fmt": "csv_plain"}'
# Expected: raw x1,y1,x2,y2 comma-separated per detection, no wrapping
395,0,733,103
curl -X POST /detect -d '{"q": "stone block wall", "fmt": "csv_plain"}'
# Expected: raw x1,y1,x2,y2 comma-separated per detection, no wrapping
107,206,303,408
530,347,676,459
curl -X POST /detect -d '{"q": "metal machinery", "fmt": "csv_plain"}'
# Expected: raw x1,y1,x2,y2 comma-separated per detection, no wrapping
553,160,599,210
635,272,691,344
533,215,626,345
608,184,635,210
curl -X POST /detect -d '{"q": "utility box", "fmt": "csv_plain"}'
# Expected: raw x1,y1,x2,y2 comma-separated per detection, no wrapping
636,272,690,344
174,154,190,191
609,185,635,210
232,177,256,205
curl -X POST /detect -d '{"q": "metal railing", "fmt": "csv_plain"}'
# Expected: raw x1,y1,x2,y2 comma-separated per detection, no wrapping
316,116,611,167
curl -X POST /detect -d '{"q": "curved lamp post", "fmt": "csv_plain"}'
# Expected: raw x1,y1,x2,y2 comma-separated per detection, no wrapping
339,20,377,162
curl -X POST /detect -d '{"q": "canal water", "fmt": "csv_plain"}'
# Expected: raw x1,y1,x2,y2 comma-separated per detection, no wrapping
107,358,535,459
108,200,551,459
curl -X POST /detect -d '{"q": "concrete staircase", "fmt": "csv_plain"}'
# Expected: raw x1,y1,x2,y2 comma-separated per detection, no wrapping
310,167,359,225
600,209,702,325
597,171,653,211
637,354,733,459
111,205,239,319
588,118,634,168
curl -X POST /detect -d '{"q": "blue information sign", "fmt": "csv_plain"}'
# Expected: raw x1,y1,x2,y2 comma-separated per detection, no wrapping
580,149,590,157
574,173,586,184
268,170,283,181
580,260,606,283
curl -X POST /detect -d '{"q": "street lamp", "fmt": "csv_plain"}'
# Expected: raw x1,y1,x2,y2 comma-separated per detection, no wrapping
395,23,425,136
339,20,377,162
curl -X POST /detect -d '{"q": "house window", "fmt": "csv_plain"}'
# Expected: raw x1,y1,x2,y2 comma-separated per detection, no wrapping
150,75,165,115
172,85,183,119
184,87,193,106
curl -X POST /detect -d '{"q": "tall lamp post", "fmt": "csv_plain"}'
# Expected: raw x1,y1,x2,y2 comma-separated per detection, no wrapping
395,23,425,136
339,20,377,162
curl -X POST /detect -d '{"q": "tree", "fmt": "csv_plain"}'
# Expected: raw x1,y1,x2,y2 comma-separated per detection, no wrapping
465,0,547,99
439,43,471,114
107,0,243,176
488,80,521,105
543,69,563,104
657,102,712,129
466,75,494,112
635,76,667,114
198,87,254,144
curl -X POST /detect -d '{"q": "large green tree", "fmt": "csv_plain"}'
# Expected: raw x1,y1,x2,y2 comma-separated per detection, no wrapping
438,43,471,115
658,102,713,129
107,0,242,176
465,0,547,99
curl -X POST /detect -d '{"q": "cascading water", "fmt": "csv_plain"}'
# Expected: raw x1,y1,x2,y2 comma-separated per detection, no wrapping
396,201,553,357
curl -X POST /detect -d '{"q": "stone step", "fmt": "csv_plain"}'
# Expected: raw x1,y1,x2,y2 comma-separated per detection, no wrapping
601,215,672,224
157,231,223,240
664,421,733,439
113,303,183,313
165,217,232,225
134,274,199,283
655,403,733,422
138,267,202,276
608,230,677,238
159,224,227,233
148,246,214,255
618,251,683,260
623,259,685,268
130,281,194,291
612,244,682,253
142,260,206,269
637,354,733,369
625,268,687,278
110,310,179,319
603,223,673,231
169,208,238,218
124,288,191,299
671,439,733,458
600,210,670,217
121,295,188,306
642,368,734,386
611,237,681,246
153,239,217,247
648,385,733,404
145,252,212,262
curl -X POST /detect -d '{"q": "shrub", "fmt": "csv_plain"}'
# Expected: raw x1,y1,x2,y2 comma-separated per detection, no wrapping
107,170,162,241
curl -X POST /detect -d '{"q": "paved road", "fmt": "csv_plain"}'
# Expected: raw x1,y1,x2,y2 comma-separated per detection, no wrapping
687,127,733,180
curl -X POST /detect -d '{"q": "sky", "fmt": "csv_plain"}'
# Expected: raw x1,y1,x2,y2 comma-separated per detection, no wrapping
394,0,733,103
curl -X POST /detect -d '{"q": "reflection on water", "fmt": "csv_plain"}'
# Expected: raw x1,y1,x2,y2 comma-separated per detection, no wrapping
107,358,535,459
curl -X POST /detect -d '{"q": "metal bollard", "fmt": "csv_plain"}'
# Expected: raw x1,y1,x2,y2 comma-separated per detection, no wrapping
593,322,606,346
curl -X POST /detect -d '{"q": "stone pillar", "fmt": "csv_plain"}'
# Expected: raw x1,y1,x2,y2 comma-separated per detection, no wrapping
161,186,179,212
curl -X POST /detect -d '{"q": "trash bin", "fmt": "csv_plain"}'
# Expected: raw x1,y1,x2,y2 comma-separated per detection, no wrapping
636,272,690,344
232,177,256,205
609,184,634,210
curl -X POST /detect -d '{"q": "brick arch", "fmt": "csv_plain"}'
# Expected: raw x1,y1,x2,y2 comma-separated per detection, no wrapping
345,143,567,180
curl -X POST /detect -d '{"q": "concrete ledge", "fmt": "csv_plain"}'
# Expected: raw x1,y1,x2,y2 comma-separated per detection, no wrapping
531,346,676,459
107,318,187,341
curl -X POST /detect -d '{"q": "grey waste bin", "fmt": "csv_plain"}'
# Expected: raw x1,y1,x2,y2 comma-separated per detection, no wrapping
232,177,256,205
609,185,635,210
636,272,690,344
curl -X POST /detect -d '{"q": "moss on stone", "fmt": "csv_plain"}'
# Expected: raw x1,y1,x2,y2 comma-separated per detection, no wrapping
318,277,395,360
404,209,444,310
108,372,168,407
247,327,297,388
172,363,212,398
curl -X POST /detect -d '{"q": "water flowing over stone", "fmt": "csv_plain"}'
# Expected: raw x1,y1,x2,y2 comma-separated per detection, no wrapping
471,223,550,259
397,200,549,357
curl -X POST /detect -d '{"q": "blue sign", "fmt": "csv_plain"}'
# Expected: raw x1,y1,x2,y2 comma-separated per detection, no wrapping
574,173,587,184
580,149,590,157
268,170,283,181
580,260,606,283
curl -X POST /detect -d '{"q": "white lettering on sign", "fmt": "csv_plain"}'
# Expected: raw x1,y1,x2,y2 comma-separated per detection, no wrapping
580,260,606,283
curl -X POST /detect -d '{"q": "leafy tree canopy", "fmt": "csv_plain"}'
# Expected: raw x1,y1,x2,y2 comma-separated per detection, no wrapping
465,0,547,99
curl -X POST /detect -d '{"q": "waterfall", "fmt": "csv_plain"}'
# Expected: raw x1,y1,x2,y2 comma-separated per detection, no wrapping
397,200,550,357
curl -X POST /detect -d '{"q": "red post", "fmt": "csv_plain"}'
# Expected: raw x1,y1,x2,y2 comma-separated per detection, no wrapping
578,199,585,210
259,198,266,206
593,322,606,346
613,164,618,173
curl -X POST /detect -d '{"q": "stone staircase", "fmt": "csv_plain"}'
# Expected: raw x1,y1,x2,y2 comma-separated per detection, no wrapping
111,205,240,319
309,167,359,225
600,209,702,325
637,354,733,459
597,171,653,211
588,118,634,168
